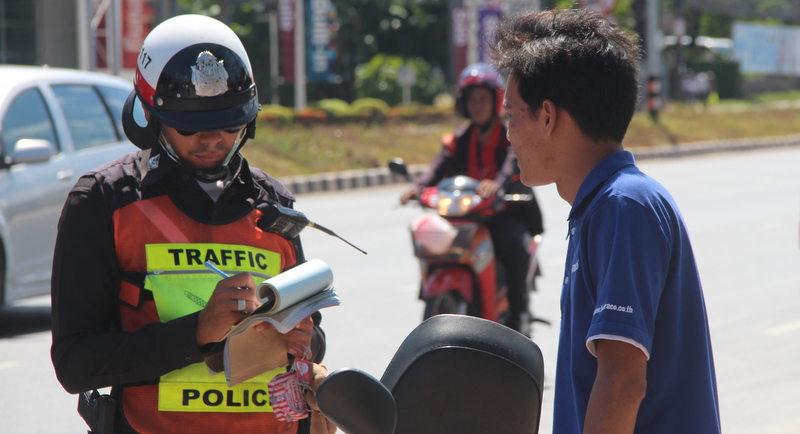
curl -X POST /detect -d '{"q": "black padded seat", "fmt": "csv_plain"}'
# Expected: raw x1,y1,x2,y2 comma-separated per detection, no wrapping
380,314,545,434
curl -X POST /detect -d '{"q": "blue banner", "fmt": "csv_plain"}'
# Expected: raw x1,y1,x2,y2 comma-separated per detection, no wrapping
306,0,339,83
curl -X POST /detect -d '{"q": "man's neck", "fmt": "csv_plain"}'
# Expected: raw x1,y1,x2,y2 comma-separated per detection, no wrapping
556,137,623,207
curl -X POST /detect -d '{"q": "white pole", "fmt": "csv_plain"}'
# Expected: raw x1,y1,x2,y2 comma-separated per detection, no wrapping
77,0,91,70
112,0,122,76
269,10,280,105
646,0,662,79
465,0,478,66
294,0,306,110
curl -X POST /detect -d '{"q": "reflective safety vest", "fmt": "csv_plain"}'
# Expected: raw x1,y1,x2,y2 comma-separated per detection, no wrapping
114,195,299,434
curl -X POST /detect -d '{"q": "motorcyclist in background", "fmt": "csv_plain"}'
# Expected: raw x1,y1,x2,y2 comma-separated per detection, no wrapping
399,63,544,333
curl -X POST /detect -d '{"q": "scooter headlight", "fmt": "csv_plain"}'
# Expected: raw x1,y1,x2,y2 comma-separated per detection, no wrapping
456,195,482,215
437,196,453,216
437,192,481,217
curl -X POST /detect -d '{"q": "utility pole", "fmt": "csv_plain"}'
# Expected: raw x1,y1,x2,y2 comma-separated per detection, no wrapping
111,0,122,76
645,0,662,119
645,0,661,84
294,0,306,110
78,0,122,74
267,8,280,105
77,0,91,70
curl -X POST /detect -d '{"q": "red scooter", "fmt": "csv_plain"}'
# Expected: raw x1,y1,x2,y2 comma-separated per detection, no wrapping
390,160,547,336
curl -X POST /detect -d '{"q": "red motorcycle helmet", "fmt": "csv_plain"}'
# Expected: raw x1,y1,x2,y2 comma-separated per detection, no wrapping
455,63,505,119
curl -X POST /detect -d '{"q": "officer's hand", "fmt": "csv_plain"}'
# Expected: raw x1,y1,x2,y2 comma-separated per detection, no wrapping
196,272,259,346
477,179,501,197
254,315,314,359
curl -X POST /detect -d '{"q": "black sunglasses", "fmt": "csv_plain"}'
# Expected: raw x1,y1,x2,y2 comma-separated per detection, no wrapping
175,126,245,136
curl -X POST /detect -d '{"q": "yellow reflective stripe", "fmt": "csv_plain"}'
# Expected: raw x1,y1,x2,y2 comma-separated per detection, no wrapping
158,364,282,413
142,241,287,413
145,243,281,323
148,273,217,323
145,243,282,275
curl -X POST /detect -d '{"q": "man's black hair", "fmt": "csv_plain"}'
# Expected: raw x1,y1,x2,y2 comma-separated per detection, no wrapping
493,8,642,143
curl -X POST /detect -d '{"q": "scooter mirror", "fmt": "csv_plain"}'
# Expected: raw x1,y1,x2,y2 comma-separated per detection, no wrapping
316,368,397,434
388,158,410,181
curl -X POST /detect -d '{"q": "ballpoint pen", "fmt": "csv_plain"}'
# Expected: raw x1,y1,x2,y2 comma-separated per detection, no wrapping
204,261,253,292
204,260,231,279
204,261,253,311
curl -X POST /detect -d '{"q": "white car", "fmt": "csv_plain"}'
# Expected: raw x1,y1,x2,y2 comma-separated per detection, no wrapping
0,65,138,308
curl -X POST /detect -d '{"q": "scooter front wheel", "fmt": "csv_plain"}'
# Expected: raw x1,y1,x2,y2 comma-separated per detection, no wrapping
423,291,468,320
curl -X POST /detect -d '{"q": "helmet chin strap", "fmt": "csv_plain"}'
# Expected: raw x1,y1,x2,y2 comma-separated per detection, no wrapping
158,128,248,183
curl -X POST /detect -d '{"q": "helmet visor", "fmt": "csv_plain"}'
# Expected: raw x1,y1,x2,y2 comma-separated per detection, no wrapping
148,93,258,133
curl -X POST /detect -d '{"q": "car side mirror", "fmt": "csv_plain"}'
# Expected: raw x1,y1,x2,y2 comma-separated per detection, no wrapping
12,139,56,164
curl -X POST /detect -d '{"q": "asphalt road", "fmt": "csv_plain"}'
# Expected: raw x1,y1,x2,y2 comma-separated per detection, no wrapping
1,146,799,433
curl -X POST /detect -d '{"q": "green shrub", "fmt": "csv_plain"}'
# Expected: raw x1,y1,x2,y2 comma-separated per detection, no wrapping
296,107,328,125
433,93,455,110
351,98,390,122
388,102,422,120
314,99,354,121
259,104,295,124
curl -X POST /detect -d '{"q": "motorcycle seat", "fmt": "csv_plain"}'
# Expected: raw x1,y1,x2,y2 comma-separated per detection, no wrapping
316,314,545,434
381,314,544,434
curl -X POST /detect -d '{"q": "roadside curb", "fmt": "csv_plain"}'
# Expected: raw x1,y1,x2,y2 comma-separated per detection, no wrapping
280,165,429,195
631,133,800,160
279,134,800,195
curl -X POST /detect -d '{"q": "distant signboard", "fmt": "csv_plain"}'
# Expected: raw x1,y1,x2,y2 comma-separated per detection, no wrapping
278,0,295,83
306,0,338,83
452,6,469,79
122,0,153,69
478,6,501,63
733,22,800,76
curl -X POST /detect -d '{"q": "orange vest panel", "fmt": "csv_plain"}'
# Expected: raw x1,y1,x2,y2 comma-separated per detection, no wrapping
113,195,299,433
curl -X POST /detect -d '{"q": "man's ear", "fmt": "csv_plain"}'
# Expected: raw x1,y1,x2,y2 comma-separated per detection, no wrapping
541,100,558,136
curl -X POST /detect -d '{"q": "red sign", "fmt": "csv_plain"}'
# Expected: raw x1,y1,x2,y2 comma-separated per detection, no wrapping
278,0,295,83
122,0,154,69
578,0,619,16
94,10,108,69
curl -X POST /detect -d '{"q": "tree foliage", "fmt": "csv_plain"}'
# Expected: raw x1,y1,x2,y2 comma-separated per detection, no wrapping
171,0,795,105
323,0,450,102
354,54,447,105
173,0,450,104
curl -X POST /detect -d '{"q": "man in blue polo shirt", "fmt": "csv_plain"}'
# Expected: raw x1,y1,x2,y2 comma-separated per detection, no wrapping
494,8,720,433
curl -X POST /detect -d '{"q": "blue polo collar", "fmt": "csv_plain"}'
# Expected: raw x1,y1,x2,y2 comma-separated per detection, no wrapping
568,150,637,221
